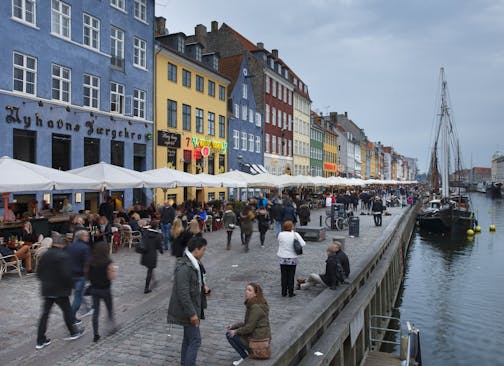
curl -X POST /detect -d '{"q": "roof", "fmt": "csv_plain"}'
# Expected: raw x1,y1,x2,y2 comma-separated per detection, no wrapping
473,167,491,173
222,23,260,52
219,54,244,95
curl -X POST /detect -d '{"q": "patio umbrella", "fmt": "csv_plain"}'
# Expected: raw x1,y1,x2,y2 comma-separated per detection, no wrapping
142,167,201,188
69,161,147,190
195,173,246,188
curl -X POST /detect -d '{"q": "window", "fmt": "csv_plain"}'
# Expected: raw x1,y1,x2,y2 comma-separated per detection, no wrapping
233,130,239,150
241,105,247,120
110,0,125,11
208,80,215,97
182,104,191,131
208,155,215,175
272,135,276,154
272,80,276,97
195,108,203,133
51,64,71,102
283,112,287,129
110,140,124,167
279,85,282,101
243,84,248,99
195,47,202,62
234,104,239,118
249,109,254,123
249,134,254,152
110,27,124,69
182,69,191,87
133,89,146,119
196,75,204,92
110,81,125,113
52,133,71,170
13,0,36,26
265,104,270,124
255,136,261,153
265,75,270,94
255,112,261,127
208,112,215,136
219,85,225,100
84,137,100,166
134,0,146,22
13,52,36,95
83,13,100,50
278,110,282,127
265,133,270,153
83,74,99,109
272,107,276,126
167,148,177,169
167,99,177,128
218,115,225,138
288,91,292,105
51,0,71,39
134,37,147,69
168,63,177,82
241,132,247,151
13,129,36,163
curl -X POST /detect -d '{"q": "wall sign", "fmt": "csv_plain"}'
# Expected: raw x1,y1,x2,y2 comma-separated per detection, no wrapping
190,136,227,153
324,162,336,171
157,130,181,147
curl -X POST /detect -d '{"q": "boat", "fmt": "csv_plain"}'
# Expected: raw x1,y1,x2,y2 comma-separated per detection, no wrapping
417,68,476,233
485,182,502,199
476,182,487,193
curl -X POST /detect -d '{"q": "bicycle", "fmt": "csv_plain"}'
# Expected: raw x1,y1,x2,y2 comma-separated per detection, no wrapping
325,215,349,231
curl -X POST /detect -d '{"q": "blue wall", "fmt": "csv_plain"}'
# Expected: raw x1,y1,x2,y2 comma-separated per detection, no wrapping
227,57,264,172
0,0,155,212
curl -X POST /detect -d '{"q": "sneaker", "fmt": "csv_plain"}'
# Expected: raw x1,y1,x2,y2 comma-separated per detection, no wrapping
73,318,82,325
232,359,244,366
93,334,101,343
64,329,85,341
35,338,51,350
81,308,94,318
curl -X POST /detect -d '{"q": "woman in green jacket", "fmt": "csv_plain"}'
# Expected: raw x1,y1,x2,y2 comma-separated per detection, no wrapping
226,283,271,365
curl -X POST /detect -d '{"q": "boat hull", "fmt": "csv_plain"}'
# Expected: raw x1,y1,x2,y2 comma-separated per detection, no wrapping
418,207,475,234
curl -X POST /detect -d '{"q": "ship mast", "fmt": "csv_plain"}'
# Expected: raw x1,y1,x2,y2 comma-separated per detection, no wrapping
440,68,450,199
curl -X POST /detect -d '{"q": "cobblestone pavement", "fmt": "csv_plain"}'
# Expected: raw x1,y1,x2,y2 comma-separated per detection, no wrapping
0,206,405,365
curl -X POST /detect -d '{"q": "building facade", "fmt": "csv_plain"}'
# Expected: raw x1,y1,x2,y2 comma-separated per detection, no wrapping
1,0,155,213
322,118,338,177
310,112,324,176
155,26,230,204
292,73,311,176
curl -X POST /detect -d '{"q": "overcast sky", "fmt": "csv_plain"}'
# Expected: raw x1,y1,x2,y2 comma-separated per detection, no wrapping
156,0,504,173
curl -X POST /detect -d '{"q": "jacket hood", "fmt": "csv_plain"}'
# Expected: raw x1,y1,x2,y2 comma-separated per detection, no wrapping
246,299,269,313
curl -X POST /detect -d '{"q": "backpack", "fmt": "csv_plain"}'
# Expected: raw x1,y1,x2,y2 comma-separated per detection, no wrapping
334,260,345,284
135,236,147,254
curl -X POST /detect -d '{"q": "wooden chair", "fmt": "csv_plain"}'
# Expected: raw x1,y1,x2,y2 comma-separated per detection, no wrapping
121,225,142,249
203,216,213,232
0,253,22,279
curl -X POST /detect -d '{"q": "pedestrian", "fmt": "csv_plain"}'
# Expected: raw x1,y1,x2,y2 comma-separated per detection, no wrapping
256,207,270,247
297,202,311,226
371,196,385,226
159,200,175,251
170,218,191,257
225,283,271,365
222,204,237,250
98,196,114,224
36,237,84,350
66,230,92,324
141,221,163,293
270,199,284,237
167,236,208,366
277,220,306,297
88,240,117,343
282,200,297,226
239,206,254,253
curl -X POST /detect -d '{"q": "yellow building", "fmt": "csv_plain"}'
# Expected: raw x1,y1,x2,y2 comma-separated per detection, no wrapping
155,34,230,204
360,143,367,180
367,142,377,179
323,122,338,177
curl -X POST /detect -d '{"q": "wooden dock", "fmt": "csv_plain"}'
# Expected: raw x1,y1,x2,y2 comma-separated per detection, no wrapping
362,351,402,366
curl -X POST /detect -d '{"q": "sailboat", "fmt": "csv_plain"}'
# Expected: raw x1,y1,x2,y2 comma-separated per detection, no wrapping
417,68,476,233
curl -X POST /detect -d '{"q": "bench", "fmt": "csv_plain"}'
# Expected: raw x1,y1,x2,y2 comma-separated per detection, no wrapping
296,226,326,242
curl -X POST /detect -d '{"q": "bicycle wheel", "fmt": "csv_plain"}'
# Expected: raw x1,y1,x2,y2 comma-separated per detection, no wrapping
335,218,346,231
325,216,333,229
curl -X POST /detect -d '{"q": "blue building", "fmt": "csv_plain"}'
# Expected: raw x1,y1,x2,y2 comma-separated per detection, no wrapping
219,54,265,174
0,0,154,214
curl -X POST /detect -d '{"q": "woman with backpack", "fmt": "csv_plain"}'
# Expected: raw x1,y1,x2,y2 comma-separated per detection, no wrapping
222,204,237,250
256,207,270,247
140,221,163,293
239,206,255,253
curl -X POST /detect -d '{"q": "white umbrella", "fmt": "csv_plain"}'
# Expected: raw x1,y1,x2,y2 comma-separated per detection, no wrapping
69,161,147,190
195,173,247,188
248,173,283,188
219,170,254,185
142,167,201,188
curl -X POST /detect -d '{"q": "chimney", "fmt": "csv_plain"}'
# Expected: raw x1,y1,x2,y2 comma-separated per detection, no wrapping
195,24,207,47
154,17,166,37
272,49,278,58
329,112,338,124
344,111,348,117
211,21,218,32
257,42,264,49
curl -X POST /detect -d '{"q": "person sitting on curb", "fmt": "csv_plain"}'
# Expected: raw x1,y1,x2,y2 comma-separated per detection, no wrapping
297,241,350,290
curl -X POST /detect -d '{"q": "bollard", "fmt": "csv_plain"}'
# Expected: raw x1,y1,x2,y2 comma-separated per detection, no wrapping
320,215,322,226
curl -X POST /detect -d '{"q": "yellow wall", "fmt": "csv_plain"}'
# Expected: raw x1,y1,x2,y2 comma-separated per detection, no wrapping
360,144,367,179
155,48,230,204
323,132,338,177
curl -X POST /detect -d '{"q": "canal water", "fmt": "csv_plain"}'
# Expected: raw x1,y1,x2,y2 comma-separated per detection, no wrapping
394,194,504,365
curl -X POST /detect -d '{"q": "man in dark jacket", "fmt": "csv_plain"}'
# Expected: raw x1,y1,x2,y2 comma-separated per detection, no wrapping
270,199,285,237
67,230,91,323
36,238,84,349
371,196,385,226
98,196,114,224
141,221,163,294
282,200,297,225
167,237,207,366
159,200,175,251
297,241,350,290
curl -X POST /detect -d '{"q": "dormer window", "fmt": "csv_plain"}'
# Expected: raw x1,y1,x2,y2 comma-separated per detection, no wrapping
212,56,219,71
269,58,274,68
195,46,202,62
177,37,185,53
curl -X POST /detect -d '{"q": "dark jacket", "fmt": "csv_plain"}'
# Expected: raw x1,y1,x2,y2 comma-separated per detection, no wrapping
170,230,193,257
335,249,350,278
37,247,73,297
167,254,202,326
270,203,284,222
372,200,384,213
159,205,175,225
66,239,91,277
234,300,271,347
222,210,237,230
99,202,114,223
282,204,297,224
256,210,270,233
141,229,163,268
320,250,350,288
240,210,254,235
297,204,311,224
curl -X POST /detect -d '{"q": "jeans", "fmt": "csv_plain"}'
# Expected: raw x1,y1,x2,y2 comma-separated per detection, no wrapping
37,296,76,344
259,230,266,245
161,223,172,250
181,324,201,366
274,220,282,237
373,213,382,226
227,332,249,359
145,267,154,291
71,276,86,320
91,288,114,337
280,264,297,296
226,230,233,249
300,273,327,290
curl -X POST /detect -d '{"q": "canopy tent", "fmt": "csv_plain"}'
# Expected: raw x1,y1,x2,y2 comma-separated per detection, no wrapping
142,167,202,188
194,173,247,188
69,161,149,190
247,173,284,188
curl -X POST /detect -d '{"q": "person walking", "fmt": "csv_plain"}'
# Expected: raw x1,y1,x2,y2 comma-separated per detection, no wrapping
239,206,254,253
371,196,385,226
159,200,175,251
222,204,237,250
170,218,191,257
282,200,297,226
270,199,284,237
141,221,163,293
256,207,270,247
277,221,306,297
36,237,84,350
297,202,311,226
167,237,208,366
226,283,271,365
88,241,117,343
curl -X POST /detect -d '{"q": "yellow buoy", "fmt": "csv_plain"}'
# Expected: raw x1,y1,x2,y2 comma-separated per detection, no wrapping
474,226,482,233
467,235,474,242
489,225,496,232
466,229,474,236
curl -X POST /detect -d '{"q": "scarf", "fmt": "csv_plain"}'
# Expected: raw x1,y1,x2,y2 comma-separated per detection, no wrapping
184,248,202,291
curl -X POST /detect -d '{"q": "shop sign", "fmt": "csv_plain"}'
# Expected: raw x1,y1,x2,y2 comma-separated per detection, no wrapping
5,105,149,141
324,162,336,171
190,136,227,153
338,164,345,172
157,130,181,147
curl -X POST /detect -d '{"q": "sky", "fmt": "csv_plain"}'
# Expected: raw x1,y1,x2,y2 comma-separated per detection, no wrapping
155,0,504,173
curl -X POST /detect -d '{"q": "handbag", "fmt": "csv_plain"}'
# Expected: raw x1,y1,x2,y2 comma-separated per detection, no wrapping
248,338,271,359
293,233,303,255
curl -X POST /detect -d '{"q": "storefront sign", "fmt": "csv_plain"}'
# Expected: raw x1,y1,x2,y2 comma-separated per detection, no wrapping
190,136,227,153
157,130,181,147
324,162,337,171
338,164,345,172
5,105,149,141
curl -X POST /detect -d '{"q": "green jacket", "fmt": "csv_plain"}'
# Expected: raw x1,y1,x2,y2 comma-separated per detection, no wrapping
167,255,201,326
234,300,271,347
